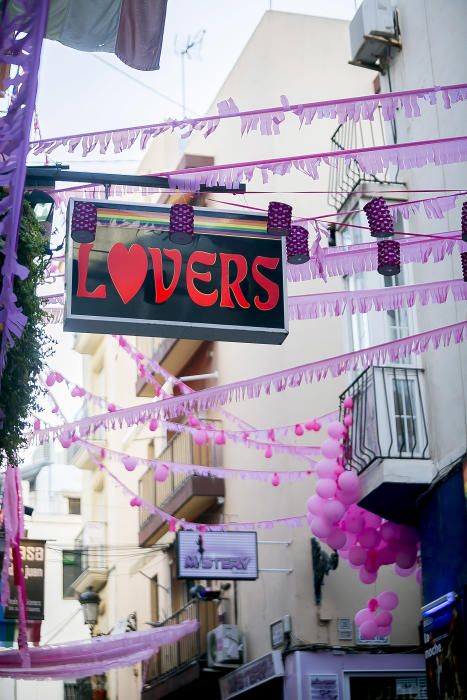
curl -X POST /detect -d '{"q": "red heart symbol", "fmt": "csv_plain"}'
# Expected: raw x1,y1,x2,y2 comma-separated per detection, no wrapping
108,243,148,304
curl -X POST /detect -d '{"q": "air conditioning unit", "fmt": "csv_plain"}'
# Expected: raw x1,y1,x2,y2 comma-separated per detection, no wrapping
349,0,400,70
207,625,244,667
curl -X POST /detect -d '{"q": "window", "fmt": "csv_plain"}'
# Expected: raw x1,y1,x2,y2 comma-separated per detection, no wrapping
68,497,81,515
62,550,82,598
392,376,418,455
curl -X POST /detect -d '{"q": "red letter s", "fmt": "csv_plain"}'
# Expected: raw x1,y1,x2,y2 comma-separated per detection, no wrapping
252,256,280,311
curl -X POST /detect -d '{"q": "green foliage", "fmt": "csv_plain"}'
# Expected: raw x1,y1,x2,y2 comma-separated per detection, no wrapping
0,198,51,465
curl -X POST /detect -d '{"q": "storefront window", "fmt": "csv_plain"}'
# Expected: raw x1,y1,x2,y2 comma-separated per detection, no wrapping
349,674,427,700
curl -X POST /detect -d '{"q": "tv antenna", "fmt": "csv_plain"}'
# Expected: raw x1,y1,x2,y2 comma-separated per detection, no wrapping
174,30,206,117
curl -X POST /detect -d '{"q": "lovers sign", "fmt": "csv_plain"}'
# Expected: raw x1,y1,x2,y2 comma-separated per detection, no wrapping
64,200,288,344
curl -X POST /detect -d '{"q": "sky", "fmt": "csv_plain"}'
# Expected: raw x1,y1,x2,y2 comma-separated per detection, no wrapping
32,0,360,172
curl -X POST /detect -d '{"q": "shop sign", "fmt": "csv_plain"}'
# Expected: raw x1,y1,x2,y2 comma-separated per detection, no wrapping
309,675,339,700
395,677,427,698
176,531,258,581
1,540,45,620
64,200,288,344
219,650,284,700
356,627,390,645
423,602,465,700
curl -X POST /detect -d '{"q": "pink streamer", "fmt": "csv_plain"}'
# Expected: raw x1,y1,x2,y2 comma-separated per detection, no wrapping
0,621,198,680
289,278,467,320
31,322,467,445
28,82,467,158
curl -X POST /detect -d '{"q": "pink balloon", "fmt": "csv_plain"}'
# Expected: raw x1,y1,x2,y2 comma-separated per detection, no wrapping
345,512,365,534
188,415,200,427
294,424,304,436
399,525,419,546
395,563,417,577
377,625,391,637
365,549,379,574
395,546,417,569
336,488,359,505
368,597,378,612
355,608,373,626
322,499,346,523
307,495,327,515
377,591,399,611
154,464,169,482
321,439,341,459
376,547,396,566
380,522,400,542
33,419,41,431
338,470,359,493
359,528,381,549
130,497,142,508
46,373,56,387
60,436,72,449
349,546,367,566
316,478,337,499
316,459,339,479
264,445,273,458
343,396,353,409
327,529,347,550
327,421,346,440
271,473,280,487
215,430,226,445
343,414,353,427
123,456,138,472
305,419,321,432
311,517,333,538
193,429,208,445
359,619,378,639
359,568,378,584
149,418,159,431
375,610,392,627
364,512,383,529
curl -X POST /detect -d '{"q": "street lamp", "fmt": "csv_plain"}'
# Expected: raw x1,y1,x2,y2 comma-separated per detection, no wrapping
78,586,101,634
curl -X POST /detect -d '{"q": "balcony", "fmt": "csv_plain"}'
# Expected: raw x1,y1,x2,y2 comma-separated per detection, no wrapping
142,600,219,699
327,112,403,213
70,522,108,594
340,366,433,524
139,429,224,546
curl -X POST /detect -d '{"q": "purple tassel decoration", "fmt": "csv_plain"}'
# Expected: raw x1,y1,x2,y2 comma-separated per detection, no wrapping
267,201,292,236
377,239,401,276
461,202,467,242
461,252,467,282
71,202,97,243
169,204,194,245
286,226,309,264
364,197,394,238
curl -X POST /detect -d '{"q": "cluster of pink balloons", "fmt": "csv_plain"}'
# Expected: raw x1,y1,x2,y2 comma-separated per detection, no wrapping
355,591,399,639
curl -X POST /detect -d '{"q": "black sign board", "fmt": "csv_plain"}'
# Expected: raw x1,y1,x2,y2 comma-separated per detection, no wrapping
64,200,288,344
423,601,465,700
1,540,45,620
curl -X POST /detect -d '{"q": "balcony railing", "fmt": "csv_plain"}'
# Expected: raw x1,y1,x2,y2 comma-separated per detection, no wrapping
327,110,402,212
144,600,218,687
139,424,221,530
71,522,108,592
340,366,429,474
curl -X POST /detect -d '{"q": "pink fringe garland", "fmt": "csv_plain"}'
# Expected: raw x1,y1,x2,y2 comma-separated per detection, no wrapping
287,233,467,282
82,439,316,482
289,278,467,320
0,621,198,679
101,459,307,532
158,136,467,191
28,83,467,158
32,321,467,446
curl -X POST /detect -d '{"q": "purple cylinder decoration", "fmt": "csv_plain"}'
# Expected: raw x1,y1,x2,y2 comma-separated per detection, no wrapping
461,201,467,242
377,239,400,276
267,201,292,236
71,201,97,243
287,225,309,264
461,252,467,282
364,197,394,238
169,204,194,245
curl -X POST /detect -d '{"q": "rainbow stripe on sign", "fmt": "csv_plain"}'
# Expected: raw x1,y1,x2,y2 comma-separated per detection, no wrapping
96,205,268,237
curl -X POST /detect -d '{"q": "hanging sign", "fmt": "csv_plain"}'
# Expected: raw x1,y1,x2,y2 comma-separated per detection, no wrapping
1,540,45,620
176,531,258,581
64,200,288,344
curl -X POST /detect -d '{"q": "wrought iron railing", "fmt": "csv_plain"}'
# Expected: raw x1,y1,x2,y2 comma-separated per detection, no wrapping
327,110,402,212
139,423,221,528
340,366,429,474
144,600,218,685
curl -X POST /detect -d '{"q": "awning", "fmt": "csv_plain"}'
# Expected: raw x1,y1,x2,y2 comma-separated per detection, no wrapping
219,651,285,700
